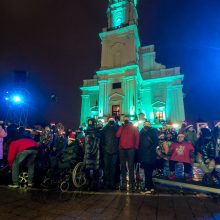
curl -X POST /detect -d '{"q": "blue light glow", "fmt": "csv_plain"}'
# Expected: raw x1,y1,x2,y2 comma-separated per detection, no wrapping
13,95,22,103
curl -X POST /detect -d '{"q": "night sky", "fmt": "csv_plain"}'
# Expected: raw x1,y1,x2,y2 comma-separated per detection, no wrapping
0,0,220,128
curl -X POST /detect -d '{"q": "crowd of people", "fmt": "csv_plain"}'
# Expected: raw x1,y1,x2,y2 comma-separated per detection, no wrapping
0,116,220,194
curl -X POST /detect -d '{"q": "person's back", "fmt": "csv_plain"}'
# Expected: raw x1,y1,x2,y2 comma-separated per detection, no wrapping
8,138,38,166
8,138,38,188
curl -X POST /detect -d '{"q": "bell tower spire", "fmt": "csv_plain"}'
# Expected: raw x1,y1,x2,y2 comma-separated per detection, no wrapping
107,0,138,29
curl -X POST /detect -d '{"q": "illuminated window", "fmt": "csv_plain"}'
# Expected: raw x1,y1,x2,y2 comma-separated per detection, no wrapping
155,112,163,122
112,105,120,116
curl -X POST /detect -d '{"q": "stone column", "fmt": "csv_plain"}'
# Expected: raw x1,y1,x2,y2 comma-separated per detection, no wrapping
123,76,136,115
166,85,185,122
80,95,91,125
140,87,153,121
98,80,109,117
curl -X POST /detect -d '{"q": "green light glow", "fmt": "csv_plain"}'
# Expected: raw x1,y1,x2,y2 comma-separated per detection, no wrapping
134,0,137,6
130,105,135,115
80,0,185,125
142,75,184,85
80,86,99,91
163,111,166,120
99,108,103,117
112,9,125,27
150,112,154,120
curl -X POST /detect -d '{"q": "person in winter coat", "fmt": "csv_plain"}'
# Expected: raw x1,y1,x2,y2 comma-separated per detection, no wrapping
7,137,38,188
84,118,101,191
195,127,220,184
196,128,215,164
101,116,119,189
138,120,158,194
168,133,194,182
196,128,215,173
116,115,139,192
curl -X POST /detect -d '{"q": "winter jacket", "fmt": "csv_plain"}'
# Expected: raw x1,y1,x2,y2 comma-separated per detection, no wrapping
101,123,119,154
170,141,194,164
116,123,139,149
196,137,215,162
138,127,158,164
84,127,100,170
195,128,215,162
7,138,38,166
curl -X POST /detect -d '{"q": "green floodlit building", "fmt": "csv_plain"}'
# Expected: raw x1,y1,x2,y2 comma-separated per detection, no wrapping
80,0,185,125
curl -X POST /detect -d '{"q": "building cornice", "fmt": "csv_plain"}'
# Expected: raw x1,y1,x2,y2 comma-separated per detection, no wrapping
97,64,137,75
142,74,184,85
80,86,99,91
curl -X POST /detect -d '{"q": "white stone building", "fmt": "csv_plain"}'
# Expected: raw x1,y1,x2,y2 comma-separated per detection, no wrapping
80,0,185,125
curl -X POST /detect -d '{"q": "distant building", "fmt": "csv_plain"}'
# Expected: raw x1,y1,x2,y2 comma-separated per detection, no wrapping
80,0,185,125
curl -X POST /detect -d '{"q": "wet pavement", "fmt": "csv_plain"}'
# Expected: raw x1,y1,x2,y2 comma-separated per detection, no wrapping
0,186,220,220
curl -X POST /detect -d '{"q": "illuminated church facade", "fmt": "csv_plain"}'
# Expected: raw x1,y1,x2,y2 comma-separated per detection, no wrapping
80,0,185,125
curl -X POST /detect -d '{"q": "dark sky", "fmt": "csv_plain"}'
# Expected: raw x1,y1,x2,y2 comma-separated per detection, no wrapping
0,0,220,128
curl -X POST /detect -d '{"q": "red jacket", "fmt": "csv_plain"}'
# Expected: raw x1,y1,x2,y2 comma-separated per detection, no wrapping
8,138,38,166
170,141,194,164
116,123,139,149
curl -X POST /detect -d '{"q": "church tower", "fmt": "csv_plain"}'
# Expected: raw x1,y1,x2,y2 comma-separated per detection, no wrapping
107,0,138,29
80,0,185,126
100,0,139,69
